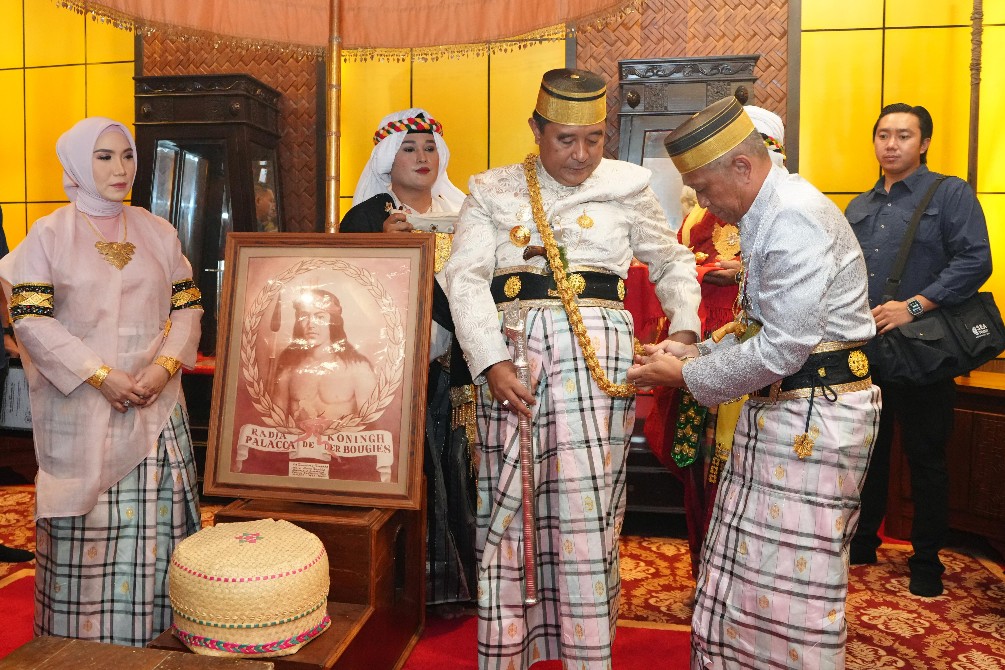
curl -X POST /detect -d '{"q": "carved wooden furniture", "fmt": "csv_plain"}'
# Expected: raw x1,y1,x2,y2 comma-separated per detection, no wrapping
132,74,284,356
617,55,759,226
885,371,1005,555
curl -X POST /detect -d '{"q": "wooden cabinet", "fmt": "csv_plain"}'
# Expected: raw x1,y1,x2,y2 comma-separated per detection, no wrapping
884,371,1005,555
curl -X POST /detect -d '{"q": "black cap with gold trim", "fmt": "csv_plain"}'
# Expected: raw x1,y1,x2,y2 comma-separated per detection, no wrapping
664,97,756,174
535,68,607,126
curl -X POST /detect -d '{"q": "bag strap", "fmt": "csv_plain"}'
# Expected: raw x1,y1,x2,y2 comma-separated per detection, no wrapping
880,175,947,303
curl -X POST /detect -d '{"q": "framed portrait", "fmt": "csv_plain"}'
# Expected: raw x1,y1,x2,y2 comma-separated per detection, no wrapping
203,233,434,509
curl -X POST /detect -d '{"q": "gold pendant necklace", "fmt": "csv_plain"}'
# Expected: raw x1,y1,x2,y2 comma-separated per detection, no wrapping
82,212,135,270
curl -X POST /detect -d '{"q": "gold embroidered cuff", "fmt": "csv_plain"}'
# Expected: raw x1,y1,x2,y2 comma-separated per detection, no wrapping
154,356,182,377
86,365,111,389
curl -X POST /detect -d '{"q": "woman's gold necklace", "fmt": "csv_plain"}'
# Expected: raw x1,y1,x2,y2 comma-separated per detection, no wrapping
82,212,135,269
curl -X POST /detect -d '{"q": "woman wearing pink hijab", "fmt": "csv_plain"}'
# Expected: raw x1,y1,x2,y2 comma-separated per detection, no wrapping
0,117,203,646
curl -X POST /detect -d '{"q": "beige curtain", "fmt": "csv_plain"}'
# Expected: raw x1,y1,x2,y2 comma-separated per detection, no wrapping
67,0,635,49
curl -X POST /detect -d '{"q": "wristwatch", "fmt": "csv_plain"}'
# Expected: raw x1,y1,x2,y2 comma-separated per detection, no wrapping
906,298,924,318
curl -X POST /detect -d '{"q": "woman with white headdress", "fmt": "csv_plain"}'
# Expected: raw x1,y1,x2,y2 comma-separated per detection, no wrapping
341,109,475,615
0,117,202,645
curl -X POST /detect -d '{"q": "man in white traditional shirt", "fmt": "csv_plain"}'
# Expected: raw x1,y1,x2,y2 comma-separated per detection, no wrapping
628,97,880,670
444,68,701,670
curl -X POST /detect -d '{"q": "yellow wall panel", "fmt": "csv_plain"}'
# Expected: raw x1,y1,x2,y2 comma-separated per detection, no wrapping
799,31,883,193
413,56,488,194
0,1,24,69
489,40,566,168
883,27,970,180
86,62,136,126
339,58,411,199
986,3,1005,23
27,203,63,232
802,0,883,30
977,195,1005,311
977,26,1005,193
86,19,134,63
824,193,856,213
0,71,26,203
885,0,972,27
24,0,84,67
25,66,86,202
1,204,28,250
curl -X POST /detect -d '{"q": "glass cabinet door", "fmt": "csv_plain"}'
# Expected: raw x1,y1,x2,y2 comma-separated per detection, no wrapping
151,139,232,355
250,144,282,233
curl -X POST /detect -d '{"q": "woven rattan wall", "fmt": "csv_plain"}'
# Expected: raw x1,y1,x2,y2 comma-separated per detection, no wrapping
577,0,788,158
141,34,321,232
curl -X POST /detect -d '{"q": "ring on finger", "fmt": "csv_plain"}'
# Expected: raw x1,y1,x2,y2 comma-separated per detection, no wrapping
501,399,510,407
123,399,132,408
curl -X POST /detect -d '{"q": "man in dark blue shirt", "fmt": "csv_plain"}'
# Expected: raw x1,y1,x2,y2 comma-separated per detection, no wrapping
846,103,992,597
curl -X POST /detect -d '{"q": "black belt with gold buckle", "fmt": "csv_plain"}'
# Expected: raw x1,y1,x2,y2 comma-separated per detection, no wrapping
491,271,625,305
751,345,872,402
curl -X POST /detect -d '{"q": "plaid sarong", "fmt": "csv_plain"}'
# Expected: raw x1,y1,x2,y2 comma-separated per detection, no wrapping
475,306,635,670
691,386,881,669
34,404,201,647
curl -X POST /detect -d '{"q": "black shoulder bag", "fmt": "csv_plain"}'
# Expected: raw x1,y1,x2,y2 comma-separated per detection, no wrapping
869,176,1005,384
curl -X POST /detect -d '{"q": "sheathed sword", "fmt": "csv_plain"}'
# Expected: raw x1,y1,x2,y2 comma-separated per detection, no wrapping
502,299,539,606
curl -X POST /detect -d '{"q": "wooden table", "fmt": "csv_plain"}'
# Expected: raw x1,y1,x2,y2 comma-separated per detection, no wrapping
0,636,274,669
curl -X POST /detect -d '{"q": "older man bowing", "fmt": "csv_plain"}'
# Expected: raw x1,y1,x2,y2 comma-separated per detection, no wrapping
445,68,701,670
629,98,880,670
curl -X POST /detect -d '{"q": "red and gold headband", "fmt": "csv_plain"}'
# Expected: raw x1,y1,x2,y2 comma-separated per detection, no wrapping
372,114,443,145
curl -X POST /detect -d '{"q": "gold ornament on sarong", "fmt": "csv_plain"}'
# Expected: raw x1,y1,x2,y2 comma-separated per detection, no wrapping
523,154,635,398
848,350,869,378
83,213,134,270
576,210,594,229
504,276,522,298
617,279,626,301
509,225,531,247
712,223,740,259
793,425,820,459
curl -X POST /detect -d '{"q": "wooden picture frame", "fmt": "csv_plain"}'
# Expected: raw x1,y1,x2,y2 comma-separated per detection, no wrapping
203,233,433,509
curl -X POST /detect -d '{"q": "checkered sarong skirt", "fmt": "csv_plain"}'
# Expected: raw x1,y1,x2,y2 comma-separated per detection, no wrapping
691,386,881,669
475,306,635,670
34,404,201,647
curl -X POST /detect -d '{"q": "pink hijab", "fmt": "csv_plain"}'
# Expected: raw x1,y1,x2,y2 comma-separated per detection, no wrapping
56,117,137,218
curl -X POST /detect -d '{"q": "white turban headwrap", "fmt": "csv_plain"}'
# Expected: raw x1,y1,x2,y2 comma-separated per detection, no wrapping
744,105,786,168
351,108,466,210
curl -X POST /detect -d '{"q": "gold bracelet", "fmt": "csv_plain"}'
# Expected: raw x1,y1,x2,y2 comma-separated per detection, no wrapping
86,365,111,389
154,356,182,377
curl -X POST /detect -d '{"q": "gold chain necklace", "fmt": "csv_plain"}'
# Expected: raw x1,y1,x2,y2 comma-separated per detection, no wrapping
82,212,135,270
522,154,635,398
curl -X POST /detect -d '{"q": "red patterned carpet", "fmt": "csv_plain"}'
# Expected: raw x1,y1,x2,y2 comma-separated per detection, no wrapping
2,484,1004,668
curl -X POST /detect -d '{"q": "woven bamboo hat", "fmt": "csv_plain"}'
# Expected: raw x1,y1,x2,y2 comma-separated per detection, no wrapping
169,519,331,658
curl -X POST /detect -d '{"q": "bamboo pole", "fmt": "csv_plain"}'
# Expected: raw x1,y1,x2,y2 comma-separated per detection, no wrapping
967,0,982,191
325,0,342,232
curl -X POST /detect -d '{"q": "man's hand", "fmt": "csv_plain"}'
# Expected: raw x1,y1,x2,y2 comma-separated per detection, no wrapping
485,361,534,418
627,349,687,390
872,296,935,334
642,339,698,359
703,259,742,287
382,211,413,234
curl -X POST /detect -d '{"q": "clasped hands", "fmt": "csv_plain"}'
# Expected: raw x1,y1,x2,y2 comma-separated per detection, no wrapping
99,364,170,414
626,339,699,391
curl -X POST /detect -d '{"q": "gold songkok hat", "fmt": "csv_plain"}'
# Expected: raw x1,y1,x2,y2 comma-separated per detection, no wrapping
535,68,607,126
664,97,756,174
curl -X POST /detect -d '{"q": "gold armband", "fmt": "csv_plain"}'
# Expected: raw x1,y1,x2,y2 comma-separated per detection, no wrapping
154,356,182,377
86,365,112,389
